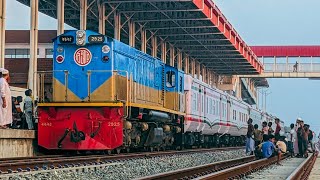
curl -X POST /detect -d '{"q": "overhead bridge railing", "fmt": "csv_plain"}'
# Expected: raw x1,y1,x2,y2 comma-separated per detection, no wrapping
264,62,320,72
241,59,320,78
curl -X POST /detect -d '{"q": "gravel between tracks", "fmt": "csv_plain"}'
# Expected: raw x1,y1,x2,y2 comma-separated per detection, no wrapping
5,149,245,180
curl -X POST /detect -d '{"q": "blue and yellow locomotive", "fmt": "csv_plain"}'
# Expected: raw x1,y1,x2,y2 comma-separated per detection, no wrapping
37,30,185,152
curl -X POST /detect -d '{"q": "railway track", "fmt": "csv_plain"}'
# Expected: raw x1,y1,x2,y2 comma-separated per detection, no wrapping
138,153,318,180
0,147,242,175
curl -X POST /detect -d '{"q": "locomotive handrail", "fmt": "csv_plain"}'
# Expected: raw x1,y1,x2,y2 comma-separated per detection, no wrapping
34,70,68,102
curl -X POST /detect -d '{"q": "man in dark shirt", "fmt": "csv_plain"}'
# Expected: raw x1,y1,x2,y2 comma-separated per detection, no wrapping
297,120,305,157
246,118,254,155
275,118,281,139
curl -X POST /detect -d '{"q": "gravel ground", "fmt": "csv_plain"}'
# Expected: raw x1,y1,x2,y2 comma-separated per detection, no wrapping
5,149,245,180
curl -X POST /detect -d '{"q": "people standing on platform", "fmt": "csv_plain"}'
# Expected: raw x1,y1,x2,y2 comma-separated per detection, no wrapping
297,120,307,157
275,118,281,138
287,123,295,157
303,124,310,157
262,121,269,135
11,96,23,129
306,125,315,152
0,69,12,129
294,118,302,156
268,122,274,135
253,124,262,146
246,118,255,155
24,89,34,130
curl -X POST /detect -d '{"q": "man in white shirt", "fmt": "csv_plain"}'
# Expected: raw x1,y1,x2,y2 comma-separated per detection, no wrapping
287,123,295,157
0,68,12,129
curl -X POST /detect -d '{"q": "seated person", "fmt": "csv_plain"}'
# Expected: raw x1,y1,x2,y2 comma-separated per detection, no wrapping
261,134,276,158
275,135,287,165
255,134,271,159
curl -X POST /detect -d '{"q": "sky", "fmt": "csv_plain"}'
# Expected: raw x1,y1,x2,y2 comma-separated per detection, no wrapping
6,0,320,134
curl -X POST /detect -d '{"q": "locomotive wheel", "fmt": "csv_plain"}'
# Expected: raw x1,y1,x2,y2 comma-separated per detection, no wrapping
106,150,112,155
116,148,121,154
126,148,130,153
149,147,154,152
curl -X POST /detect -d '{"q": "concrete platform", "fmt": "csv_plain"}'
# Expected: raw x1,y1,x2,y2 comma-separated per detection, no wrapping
0,129,35,158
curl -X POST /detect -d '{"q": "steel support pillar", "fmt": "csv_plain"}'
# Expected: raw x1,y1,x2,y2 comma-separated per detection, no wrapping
128,20,135,47
161,41,166,63
114,11,121,40
151,35,157,58
141,27,146,53
57,0,64,35
0,0,5,68
98,2,105,35
170,45,174,66
184,55,189,74
196,62,200,80
177,51,182,70
28,0,39,98
202,65,206,83
208,71,212,86
191,59,195,77
237,77,242,98
80,0,87,30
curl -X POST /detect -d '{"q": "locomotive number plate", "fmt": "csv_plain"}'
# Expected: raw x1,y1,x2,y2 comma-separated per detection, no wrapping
74,48,92,66
107,122,120,127
88,35,105,44
59,35,74,43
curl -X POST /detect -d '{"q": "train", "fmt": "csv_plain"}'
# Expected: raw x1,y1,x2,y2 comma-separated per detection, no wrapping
36,30,283,153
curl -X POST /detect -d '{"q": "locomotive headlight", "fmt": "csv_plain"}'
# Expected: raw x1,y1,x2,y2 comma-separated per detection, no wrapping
76,39,84,46
76,30,86,46
102,45,110,53
57,46,64,53
76,30,85,38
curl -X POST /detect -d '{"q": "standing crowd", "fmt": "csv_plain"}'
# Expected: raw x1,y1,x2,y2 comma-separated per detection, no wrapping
246,117,317,165
0,68,35,130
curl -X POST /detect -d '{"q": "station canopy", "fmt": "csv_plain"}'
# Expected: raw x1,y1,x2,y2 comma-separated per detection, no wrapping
17,0,263,75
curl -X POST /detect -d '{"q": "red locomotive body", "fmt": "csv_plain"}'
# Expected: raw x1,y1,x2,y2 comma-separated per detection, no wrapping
38,106,124,150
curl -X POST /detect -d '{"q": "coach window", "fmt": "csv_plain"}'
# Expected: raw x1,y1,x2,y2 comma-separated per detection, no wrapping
166,71,175,87
45,48,53,58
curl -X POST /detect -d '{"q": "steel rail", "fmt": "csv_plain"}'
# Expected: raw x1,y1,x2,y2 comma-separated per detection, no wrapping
286,152,318,180
198,154,289,180
137,156,256,180
0,147,243,174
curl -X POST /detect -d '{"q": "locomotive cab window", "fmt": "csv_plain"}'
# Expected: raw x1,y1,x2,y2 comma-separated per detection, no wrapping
166,71,175,87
